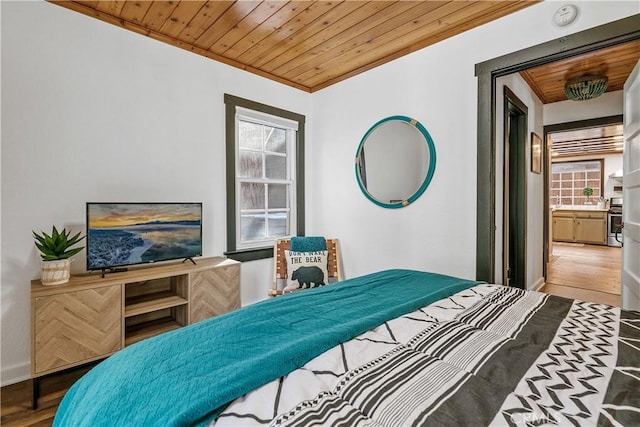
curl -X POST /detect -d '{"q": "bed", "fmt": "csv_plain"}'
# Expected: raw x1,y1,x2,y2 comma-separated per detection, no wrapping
53,269,640,426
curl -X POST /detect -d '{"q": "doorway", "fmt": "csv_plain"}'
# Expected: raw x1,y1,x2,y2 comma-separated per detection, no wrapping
503,88,527,289
543,117,623,304
475,14,640,289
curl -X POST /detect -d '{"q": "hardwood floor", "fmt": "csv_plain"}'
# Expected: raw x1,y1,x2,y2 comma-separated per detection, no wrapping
1,366,91,427
543,242,622,306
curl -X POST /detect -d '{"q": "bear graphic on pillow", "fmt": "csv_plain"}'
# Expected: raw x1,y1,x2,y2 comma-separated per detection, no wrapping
284,250,328,290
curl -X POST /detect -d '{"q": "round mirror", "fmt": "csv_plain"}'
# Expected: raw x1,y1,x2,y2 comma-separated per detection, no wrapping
355,116,436,208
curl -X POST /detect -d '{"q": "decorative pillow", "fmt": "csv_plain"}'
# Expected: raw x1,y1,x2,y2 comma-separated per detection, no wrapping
284,250,328,291
290,236,327,252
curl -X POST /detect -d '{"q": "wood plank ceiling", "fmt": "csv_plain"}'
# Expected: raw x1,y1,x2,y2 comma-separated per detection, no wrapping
550,124,624,158
50,0,537,92
521,40,640,104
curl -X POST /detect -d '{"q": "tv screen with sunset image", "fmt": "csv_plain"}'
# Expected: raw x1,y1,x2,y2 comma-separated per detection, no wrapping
86,202,202,271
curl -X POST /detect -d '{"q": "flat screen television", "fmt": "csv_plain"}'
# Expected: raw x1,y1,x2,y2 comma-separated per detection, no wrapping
86,202,202,272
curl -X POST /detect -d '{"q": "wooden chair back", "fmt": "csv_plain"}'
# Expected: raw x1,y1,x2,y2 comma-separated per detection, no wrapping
269,238,342,296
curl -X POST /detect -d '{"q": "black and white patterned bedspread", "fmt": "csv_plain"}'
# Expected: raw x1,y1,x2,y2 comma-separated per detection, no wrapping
212,285,640,426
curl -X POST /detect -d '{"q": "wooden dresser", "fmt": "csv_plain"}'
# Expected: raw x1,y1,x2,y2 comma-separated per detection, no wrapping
30,256,240,406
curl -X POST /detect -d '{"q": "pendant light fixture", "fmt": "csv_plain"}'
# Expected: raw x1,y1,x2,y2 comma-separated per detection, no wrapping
565,75,609,101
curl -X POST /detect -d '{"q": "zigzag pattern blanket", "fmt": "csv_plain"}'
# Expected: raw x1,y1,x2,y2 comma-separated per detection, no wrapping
213,285,640,426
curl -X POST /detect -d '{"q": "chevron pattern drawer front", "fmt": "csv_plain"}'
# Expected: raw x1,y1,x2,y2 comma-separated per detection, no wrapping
33,285,122,375
190,264,240,324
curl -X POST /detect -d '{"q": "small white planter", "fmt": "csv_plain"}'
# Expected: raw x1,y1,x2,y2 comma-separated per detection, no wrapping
41,259,71,286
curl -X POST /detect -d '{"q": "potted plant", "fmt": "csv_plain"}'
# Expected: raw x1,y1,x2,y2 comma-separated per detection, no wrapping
582,187,594,204
33,226,85,286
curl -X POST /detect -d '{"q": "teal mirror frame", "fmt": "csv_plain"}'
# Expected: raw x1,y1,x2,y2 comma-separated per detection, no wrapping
355,115,436,209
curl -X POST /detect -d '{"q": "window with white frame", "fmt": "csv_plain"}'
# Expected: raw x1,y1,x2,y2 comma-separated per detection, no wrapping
224,95,305,261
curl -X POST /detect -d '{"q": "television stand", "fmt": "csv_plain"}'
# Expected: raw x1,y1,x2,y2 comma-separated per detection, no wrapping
30,256,240,409
182,257,197,265
99,267,128,278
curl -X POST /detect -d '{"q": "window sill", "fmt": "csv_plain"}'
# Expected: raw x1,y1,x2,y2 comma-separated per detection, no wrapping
224,247,273,262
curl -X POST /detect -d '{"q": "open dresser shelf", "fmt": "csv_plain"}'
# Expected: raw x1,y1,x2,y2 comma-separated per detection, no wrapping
124,293,189,318
125,317,183,346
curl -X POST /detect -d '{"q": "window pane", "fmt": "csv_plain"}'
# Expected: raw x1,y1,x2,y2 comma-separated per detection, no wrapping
265,154,286,179
587,180,600,190
268,212,288,237
265,127,286,153
239,121,263,150
238,151,263,178
240,182,265,209
587,171,600,179
551,160,601,205
268,184,288,209
240,213,265,241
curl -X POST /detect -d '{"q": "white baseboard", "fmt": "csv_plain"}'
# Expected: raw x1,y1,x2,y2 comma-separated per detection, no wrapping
1,361,30,387
531,277,545,292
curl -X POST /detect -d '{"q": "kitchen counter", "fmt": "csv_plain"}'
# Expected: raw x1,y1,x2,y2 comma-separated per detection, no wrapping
552,207,608,212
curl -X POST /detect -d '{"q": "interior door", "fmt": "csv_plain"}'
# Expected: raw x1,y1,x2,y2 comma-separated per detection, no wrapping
621,59,640,311
503,88,527,289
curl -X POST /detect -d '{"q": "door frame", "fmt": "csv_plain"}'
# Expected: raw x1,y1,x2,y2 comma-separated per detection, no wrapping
503,87,528,288
475,14,640,283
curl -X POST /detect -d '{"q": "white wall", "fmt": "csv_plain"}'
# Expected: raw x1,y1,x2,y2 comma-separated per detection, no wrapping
309,2,637,283
0,0,3,391
544,90,624,125
494,74,545,290
1,1,311,385
2,0,638,386
604,155,625,199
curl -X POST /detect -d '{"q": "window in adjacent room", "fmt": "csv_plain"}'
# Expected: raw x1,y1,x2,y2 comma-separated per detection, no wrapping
224,94,305,262
550,159,603,206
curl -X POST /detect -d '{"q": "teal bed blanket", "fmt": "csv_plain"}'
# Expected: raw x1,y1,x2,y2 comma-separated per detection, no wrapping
54,269,482,426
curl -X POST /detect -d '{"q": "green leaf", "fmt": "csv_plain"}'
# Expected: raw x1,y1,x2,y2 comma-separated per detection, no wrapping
67,231,85,246
59,231,68,243
35,242,54,256
43,234,55,250
33,232,47,247
61,247,84,259
55,237,68,255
